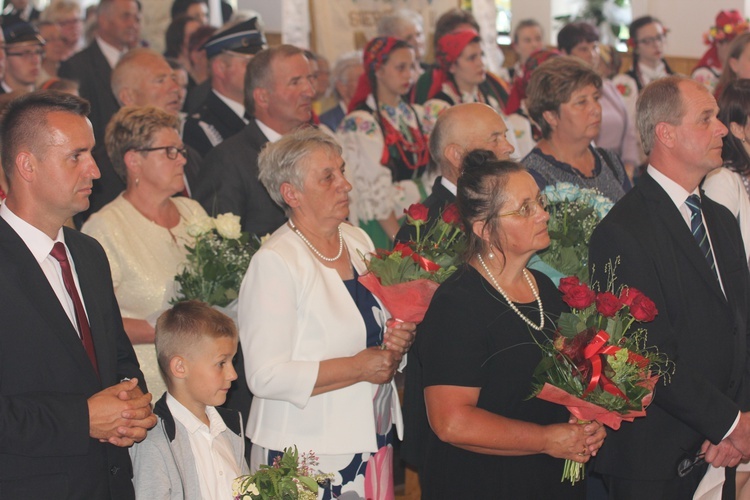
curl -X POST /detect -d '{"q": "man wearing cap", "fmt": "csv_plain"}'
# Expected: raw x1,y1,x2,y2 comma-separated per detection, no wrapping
183,18,266,157
59,0,142,143
1,22,44,93
1,0,40,27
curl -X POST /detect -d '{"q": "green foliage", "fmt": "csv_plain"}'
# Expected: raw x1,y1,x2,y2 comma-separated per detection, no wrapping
173,230,259,307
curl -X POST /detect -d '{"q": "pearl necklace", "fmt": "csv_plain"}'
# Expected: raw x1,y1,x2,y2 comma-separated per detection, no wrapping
476,253,545,331
288,219,344,262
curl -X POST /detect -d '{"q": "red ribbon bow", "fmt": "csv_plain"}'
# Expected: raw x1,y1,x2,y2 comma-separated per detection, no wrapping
581,330,627,399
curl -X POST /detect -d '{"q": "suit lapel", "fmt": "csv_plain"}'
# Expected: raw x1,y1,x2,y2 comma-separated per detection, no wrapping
640,175,726,302
0,219,100,383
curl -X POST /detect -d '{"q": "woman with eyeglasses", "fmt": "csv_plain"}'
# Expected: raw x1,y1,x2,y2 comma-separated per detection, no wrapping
522,56,631,202
414,150,606,498
82,106,206,396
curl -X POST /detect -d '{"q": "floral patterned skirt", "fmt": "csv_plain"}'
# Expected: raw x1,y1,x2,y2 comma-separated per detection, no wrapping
251,384,395,500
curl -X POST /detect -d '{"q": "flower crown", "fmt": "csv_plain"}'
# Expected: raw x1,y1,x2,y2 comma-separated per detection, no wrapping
703,19,750,45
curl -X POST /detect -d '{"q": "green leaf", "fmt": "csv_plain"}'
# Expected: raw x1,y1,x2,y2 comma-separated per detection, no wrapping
558,312,584,337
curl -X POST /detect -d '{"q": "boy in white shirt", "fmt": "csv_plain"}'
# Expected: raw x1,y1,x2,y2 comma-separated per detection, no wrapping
130,300,249,499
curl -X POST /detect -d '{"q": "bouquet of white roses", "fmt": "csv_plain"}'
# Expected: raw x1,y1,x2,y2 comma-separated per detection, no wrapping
537,183,613,283
173,213,259,307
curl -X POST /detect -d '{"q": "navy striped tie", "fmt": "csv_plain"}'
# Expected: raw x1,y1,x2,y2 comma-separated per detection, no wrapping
685,194,717,278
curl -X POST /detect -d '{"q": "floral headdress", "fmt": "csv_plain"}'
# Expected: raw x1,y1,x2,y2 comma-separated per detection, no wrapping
626,26,670,50
422,29,482,101
704,10,749,45
348,36,403,112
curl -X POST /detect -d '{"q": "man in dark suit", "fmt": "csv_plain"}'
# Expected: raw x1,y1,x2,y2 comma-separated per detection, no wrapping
193,44,315,236
395,102,515,243
319,51,362,133
0,91,155,498
183,17,266,157
59,0,142,143
589,76,750,499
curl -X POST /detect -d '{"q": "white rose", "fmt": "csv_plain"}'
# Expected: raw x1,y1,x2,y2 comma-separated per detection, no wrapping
246,482,260,495
185,214,214,237
214,213,242,239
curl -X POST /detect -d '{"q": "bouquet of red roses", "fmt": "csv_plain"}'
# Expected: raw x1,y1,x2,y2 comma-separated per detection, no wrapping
529,265,673,484
358,202,466,323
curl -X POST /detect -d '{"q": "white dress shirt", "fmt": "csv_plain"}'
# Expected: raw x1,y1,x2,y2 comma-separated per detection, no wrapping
0,203,88,337
96,37,127,69
166,393,241,500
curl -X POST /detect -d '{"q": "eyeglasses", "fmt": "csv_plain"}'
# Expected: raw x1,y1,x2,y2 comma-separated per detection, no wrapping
134,146,187,160
677,452,705,478
57,18,83,27
5,47,45,59
637,34,667,46
498,193,549,219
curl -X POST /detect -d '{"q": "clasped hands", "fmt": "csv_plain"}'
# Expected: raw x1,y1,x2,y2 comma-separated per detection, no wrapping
356,319,417,385
88,378,156,447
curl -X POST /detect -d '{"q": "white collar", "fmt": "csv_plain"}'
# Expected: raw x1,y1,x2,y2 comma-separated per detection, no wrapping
647,164,700,208
0,203,65,264
212,89,248,123
440,176,457,195
166,392,227,437
96,37,126,69
255,119,283,143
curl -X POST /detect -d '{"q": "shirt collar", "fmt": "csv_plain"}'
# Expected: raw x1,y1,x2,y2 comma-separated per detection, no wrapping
166,392,227,437
255,119,283,143
0,203,65,264
212,89,248,123
96,37,127,69
646,164,700,208
440,176,457,195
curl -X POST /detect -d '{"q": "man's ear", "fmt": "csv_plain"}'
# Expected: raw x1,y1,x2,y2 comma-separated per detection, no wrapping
14,151,36,182
654,121,675,148
118,87,135,107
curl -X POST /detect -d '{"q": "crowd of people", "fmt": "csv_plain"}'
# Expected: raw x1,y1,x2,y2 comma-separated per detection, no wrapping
3,1,750,499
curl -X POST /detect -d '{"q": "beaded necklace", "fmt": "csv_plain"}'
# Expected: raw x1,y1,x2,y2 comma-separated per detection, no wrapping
288,219,343,262
476,253,544,331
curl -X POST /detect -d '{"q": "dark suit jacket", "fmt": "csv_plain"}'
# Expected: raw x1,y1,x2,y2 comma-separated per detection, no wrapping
395,176,455,244
0,220,144,499
319,104,345,133
74,143,203,228
193,119,286,236
588,173,750,481
183,90,246,157
59,41,119,144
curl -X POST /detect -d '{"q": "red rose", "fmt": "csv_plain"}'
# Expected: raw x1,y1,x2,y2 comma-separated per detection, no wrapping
441,203,460,226
619,286,644,306
562,284,596,310
595,291,623,317
405,203,429,226
630,294,658,322
558,276,581,295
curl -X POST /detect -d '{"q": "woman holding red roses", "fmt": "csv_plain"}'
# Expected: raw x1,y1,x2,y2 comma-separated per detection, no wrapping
414,150,606,497
338,36,434,249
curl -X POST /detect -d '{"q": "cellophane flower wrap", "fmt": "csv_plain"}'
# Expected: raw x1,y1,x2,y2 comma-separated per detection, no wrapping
538,183,613,283
173,213,260,307
232,446,333,500
529,260,673,484
359,203,466,323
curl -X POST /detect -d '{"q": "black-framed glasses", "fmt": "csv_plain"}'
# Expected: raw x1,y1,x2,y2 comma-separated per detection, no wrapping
677,452,705,478
5,47,45,59
134,146,187,160
498,193,549,219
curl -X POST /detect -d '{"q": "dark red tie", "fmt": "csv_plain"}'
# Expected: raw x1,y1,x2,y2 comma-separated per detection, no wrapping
50,242,100,377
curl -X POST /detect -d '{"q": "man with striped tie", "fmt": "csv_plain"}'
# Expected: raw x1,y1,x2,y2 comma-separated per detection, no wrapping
589,75,750,499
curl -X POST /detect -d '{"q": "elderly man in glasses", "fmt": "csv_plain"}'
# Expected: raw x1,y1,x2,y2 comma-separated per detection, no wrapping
1,22,44,93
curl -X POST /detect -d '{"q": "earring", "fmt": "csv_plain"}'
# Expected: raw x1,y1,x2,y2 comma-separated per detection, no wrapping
135,177,140,187
488,247,495,259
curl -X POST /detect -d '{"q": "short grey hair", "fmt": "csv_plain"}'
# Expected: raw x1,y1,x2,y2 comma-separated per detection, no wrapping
258,126,343,215
111,48,164,105
244,44,305,117
329,51,362,100
636,75,690,155
377,9,423,37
